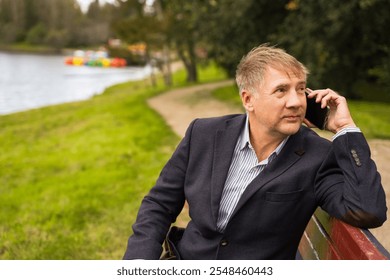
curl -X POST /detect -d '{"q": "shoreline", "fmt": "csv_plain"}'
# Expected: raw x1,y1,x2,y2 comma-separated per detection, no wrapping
0,44,63,55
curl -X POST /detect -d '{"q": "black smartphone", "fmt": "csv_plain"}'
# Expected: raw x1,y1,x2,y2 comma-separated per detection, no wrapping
305,93,328,130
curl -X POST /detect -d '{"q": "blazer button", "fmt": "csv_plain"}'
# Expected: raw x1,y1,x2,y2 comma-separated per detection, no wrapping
220,239,229,247
351,149,362,166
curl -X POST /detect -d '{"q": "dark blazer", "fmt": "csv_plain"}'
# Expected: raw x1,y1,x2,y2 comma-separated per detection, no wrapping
123,114,387,259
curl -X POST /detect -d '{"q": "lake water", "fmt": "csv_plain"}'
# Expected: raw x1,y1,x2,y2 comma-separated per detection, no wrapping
0,52,152,115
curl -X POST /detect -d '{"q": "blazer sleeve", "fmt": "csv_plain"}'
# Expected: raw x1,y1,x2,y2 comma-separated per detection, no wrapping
314,132,387,228
122,119,196,259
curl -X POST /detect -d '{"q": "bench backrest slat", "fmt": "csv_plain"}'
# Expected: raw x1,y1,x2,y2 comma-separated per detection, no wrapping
298,208,389,260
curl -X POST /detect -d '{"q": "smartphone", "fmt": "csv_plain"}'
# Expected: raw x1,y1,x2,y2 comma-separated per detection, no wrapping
305,93,328,130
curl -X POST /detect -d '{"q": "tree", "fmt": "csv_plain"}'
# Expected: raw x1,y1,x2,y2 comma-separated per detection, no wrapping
113,0,212,83
0,0,113,48
275,0,390,98
158,0,204,82
0,0,27,42
201,0,290,77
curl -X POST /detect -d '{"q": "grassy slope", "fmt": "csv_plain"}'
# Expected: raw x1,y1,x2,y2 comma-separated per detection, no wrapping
0,64,226,259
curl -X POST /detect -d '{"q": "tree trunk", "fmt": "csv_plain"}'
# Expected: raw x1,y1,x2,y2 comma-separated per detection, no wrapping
162,44,172,86
177,40,198,83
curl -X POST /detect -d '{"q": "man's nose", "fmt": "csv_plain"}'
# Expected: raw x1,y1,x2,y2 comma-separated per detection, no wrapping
286,90,304,108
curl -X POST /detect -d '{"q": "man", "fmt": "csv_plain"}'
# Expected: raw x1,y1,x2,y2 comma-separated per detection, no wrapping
123,44,387,260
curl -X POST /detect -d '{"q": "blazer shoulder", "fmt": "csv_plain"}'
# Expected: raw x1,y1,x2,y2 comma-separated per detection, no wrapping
299,126,332,152
192,114,245,131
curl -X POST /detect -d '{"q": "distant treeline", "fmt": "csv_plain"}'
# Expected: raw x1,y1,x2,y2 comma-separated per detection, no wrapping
0,0,116,48
1,0,389,101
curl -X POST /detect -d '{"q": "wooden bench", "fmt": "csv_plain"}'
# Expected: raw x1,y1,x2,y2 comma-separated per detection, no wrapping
298,208,390,260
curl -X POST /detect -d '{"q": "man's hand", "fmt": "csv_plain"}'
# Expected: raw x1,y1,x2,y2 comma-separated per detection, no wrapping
305,88,356,134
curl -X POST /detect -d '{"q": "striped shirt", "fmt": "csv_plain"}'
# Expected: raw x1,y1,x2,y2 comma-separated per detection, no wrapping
332,126,361,140
215,116,361,232
216,116,288,232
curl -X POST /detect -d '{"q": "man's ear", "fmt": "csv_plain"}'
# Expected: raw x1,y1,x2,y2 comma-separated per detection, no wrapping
241,90,254,112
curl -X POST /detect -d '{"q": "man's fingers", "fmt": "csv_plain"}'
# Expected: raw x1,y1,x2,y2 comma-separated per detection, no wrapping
307,88,339,108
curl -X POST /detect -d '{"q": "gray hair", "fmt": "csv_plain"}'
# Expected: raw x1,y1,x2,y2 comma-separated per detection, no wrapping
235,44,309,95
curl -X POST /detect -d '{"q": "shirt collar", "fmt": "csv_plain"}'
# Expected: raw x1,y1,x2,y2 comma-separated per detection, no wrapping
239,114,289,156
239,114,251,150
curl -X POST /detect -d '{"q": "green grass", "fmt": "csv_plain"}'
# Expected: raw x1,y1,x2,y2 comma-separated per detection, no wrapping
0,63,227,259
212,85,390,139
348,101,390,139
212,84,241,107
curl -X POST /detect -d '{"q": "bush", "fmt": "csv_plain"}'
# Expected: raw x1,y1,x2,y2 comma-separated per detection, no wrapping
44,29,70,50
26,23,47,45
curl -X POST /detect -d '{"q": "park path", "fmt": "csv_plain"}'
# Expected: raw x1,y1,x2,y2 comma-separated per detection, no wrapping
147,80,390,252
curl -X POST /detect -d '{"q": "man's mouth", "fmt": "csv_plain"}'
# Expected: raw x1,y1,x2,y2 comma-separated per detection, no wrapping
284,115,301,121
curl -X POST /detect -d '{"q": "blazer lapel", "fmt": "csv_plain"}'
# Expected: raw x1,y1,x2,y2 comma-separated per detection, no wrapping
210,115,246,226
229,129,306,220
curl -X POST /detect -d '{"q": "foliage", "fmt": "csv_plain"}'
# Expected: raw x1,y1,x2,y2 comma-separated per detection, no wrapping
200,0,291,77
158,0,206,83
112,0,158,42
0,0,114,47
112,0,209,83
275,0,390,99
25,23,47,45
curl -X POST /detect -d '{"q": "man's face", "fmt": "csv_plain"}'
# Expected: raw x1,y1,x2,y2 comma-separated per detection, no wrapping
243,66,307,139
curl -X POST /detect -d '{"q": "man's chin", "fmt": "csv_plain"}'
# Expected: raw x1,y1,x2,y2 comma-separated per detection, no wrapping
280,124,301,136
